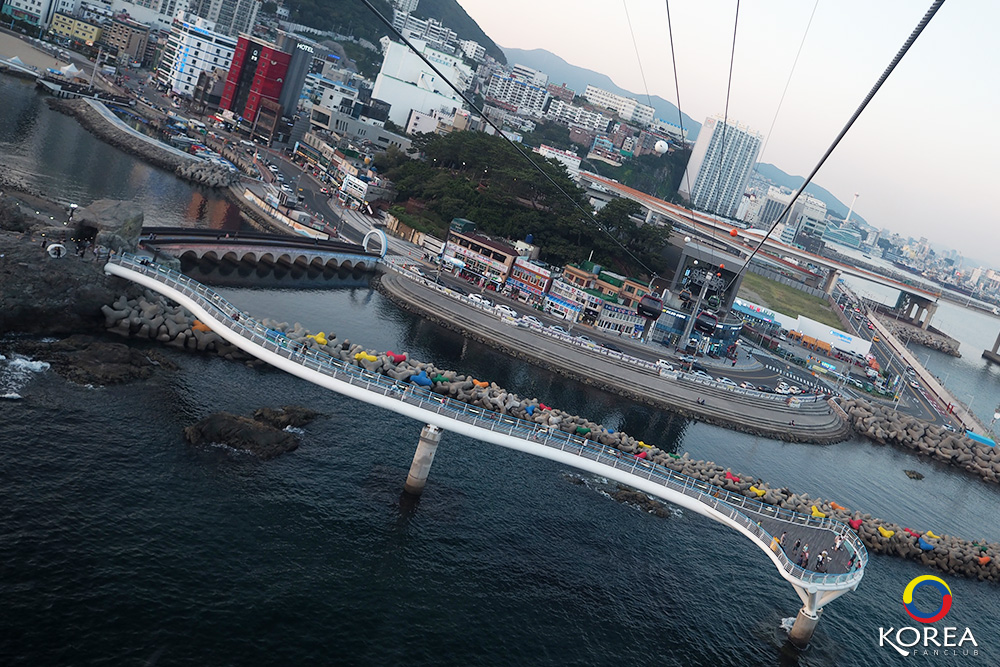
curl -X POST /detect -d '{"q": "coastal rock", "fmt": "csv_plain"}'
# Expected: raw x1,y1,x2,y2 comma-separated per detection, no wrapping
12,334,178,385
73,199,143,253
0,229,136,335
184,411,299,460
253,405,321,429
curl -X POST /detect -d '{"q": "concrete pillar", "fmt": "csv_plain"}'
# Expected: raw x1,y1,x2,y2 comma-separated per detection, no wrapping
404,424,442,495
992,329,1000,355
788,607,821,648
922,303,937,330
822,269,841,295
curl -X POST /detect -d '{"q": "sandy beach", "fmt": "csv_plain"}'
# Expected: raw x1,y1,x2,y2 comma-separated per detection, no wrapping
0,30,63,70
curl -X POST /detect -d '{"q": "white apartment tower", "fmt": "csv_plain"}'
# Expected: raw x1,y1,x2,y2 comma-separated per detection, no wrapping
583,85,655,127
156,11,236,96
679,115,763,217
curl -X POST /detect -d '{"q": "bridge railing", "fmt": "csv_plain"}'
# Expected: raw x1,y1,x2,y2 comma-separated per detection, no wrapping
107,253,868,588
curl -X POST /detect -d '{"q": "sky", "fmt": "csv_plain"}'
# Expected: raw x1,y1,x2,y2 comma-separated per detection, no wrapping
454,0,1000,267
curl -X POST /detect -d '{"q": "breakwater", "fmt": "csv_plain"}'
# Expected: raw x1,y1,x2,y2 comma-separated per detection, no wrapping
840,397,1000,485
375,273,852,445
46,98,237,189
100,288,999,583
880,318,961,357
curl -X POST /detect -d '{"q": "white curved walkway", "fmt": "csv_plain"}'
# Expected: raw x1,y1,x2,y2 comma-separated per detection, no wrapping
104,253,867,621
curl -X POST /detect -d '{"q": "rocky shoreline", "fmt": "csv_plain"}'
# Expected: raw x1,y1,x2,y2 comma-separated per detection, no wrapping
881,318,961,357
184,406,320,459
840,397,1000,484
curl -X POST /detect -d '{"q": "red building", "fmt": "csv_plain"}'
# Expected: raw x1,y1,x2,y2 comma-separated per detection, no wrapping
220,36,291,124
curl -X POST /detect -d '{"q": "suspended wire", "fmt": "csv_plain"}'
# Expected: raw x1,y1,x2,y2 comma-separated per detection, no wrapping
357,0,659,277
621,0,655,110
751,0,820,181
727,0,947,294
664,0,693,206
700,0,740,283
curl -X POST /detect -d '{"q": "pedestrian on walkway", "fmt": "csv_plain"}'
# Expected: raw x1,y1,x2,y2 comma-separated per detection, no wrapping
779,531,787,546
792,538,801,553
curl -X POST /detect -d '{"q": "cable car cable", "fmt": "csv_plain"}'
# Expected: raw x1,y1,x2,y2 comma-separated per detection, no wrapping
725,0,946,295
359,0,659,278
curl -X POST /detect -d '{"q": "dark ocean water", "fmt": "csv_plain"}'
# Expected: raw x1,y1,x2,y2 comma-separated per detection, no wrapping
1,72,998,666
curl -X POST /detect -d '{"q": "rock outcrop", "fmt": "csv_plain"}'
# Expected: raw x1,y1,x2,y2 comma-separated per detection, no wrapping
184,408,317,459
175,162,239,188
882,319,961,357
12,334,178,385
72,199,143,254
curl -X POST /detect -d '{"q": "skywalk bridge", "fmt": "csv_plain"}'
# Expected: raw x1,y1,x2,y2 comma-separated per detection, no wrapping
140,227,387,271
104,253,868,647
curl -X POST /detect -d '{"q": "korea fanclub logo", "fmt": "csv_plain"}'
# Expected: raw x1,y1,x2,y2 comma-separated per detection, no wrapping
879,576,980,657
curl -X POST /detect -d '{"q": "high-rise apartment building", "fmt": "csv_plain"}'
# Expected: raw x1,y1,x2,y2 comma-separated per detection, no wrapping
679,115,762,217
156,11,236,96
186,0,260,37
583,85,655,127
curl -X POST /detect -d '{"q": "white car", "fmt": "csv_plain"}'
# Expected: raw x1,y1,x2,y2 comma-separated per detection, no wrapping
655,359,674,372
690,370,713,381
547,325,568,335
520,315,543,328
495,305,519,319
468,293,492,308
716,377,738,387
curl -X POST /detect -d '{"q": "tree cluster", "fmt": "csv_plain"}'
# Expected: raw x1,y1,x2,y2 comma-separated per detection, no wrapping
374,132,672,277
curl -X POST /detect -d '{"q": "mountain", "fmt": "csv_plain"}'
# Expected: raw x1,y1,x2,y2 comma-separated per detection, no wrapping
415,0,506,64
754,163,867,227
503,47,701,140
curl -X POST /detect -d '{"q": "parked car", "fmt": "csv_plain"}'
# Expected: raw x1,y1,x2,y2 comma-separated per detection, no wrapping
716,377,738,388
599,341,624,353
495,304,519,319
756,384,774,393
656,360,675,372
468,293,491,307
576,335,593,344
678,354,696,364
690,370,713,381
739,381,755,389
547,325,568,335
520,315,543,329
448,284,467,296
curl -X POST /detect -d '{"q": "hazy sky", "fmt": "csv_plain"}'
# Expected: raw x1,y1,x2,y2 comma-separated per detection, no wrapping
455,0,999,265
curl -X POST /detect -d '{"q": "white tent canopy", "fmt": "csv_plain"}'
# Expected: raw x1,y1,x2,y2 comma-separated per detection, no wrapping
60,63,82,77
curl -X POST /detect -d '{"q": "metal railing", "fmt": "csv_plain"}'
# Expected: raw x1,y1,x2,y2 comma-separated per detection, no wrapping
107,253,868,588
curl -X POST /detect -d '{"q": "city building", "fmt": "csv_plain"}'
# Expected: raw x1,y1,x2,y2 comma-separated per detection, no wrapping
186,0,261,38
544,98,611,133
511,63,548,88
546,82,575,103
754,186,793,229
156,12,237,97
372,39,471,127
485,71,549,118
458,38,485,63
49,12,103,43
104,16,150,65
649,117,688,142
307,107,411,153
193,66,228,111
583,85,655,127
534,144,581,180
679,115,762,217
391,10,457,52
4,0,76,27
220,34,291,130
110,0,189,32
444,225,519,289
505,257,553,306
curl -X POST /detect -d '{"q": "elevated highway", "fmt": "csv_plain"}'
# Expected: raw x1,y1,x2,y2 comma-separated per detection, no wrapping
582,174,941,315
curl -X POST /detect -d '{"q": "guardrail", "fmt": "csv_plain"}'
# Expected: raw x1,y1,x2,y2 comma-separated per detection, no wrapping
108,252,866,588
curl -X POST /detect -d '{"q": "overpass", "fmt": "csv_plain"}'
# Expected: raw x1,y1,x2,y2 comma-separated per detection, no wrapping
103,252,868,648
140,226,387,271
582,174,941,325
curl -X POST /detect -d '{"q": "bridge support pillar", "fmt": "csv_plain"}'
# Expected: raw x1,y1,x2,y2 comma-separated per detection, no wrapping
822,269,841,296
788,607,821,648
404,424,442,495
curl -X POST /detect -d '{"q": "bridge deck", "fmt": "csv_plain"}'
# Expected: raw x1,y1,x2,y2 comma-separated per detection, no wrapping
104,253,867,593
141,227,371,255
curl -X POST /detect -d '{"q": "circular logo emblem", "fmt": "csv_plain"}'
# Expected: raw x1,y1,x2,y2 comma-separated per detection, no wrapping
903,575,952,623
